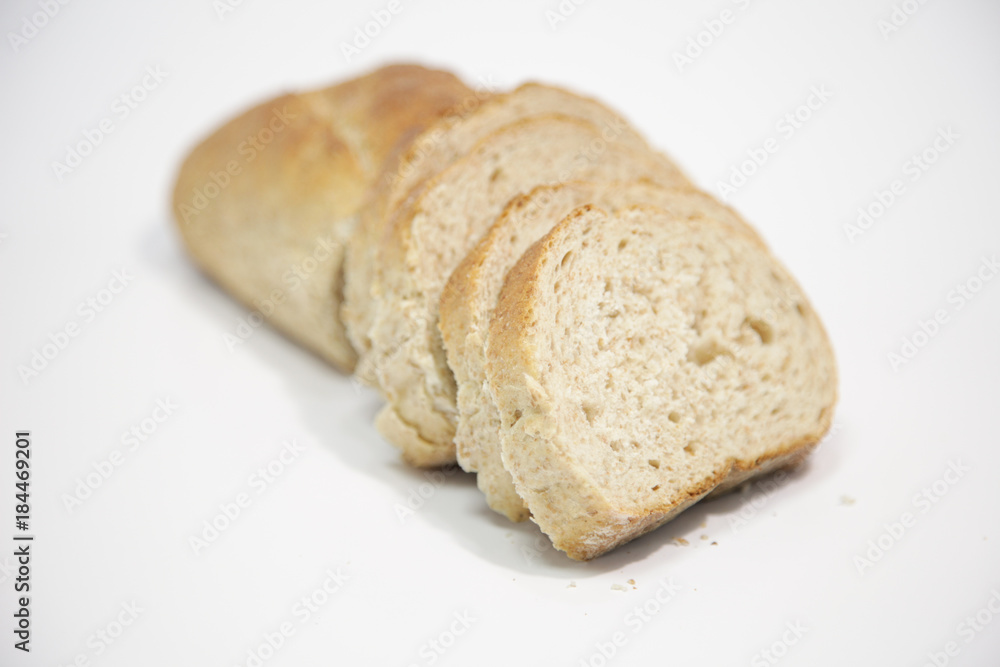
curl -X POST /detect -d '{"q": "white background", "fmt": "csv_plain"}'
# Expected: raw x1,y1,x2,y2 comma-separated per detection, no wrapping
2,0,999,665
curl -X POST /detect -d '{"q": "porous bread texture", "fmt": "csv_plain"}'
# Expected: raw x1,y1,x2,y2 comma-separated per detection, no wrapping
486,204,837,560
439,182,765,521
342,82,670,384
367,116,691,466
172,64,471,371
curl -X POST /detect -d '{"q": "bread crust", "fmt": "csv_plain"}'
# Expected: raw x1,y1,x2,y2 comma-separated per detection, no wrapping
172,64,472,371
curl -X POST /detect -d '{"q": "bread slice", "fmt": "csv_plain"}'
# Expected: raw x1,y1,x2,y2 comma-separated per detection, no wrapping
366,116,690,466
440,182,765,521
342,82,670,383
486,204,837,560
172,64,471,371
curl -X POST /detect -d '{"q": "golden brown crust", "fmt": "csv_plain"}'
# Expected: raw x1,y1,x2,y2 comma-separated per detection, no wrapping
172,64,472,372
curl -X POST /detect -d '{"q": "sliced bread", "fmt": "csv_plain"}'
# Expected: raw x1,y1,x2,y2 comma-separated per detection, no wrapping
342,82,669,383
486,204,837,559
367,116,691,466
439,182,764,521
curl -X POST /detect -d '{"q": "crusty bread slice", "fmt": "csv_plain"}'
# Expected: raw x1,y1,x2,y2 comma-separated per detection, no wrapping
367,116,691,466
342,82,669,383
172,64,471,371
486,204,837,559
440,182,765,521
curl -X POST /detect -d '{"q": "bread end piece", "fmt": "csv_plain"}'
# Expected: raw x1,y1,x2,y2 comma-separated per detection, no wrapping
172,64,473,372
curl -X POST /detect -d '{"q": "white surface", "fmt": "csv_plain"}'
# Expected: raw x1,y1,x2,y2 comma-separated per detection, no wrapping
2,0,999,665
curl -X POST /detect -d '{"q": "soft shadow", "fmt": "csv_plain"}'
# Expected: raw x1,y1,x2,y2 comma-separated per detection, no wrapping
148,221,847,574
446,451,837,577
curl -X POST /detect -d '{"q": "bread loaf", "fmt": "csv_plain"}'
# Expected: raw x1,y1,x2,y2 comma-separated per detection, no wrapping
171,65,838,560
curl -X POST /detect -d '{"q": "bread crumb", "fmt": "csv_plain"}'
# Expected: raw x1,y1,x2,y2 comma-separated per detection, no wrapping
627,579,635,585
674,537,689,546
700,521,707,528
840,495,856,506
700,534,709,541
711,541,718,546
567,581,577,588
611,583,628,592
